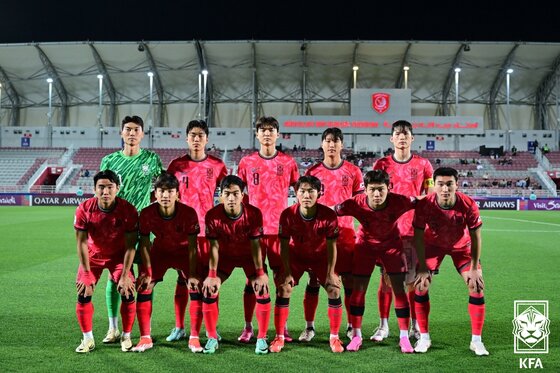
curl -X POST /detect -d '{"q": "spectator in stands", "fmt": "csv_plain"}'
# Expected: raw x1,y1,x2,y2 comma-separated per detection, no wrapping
76,186,84,197
532,140,539,154
482,172,489,180
461,180,470,188
542,144,550,154
516,179,526,188
236,145,242,151
83,169,90,177
511,145,517,156
498,179,507,188
435,158,441,165
293,144,298,151
466,170,474,177
529,191,537,200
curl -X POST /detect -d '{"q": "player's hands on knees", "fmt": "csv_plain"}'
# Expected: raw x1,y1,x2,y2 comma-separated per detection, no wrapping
253,273,269,297
466,268,484,293
76,281,95,297
325,273,341,291
188,277,200,292
135,274,151,292
118,276,135,298
283,274,295,289
414,271,432,292
202,277,221,298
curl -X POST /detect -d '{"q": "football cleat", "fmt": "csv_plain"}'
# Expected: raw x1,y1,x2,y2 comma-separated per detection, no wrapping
346,336,362,352
298,327,316,342
102,328,121,343
330,337,344,353
283,328,293,343
203,338,219,354
255,338,269,355
269,337,285,353
132,337,153,352
414,338,432,353
237,327,254,343
470,341,490,356
188,337,203,353
370,327,389,342
399,337,414,353
166,327,186,342
120,335,133,352
75,337,95,353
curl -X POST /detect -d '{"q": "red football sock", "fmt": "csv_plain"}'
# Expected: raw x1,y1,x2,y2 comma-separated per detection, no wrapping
189,291,203,337
243,281,256,324
136,290,152,336
303,285,320,322
350,289,366,329
255,296,271,339
393,292,410,331
414,290,430,333
202,296,219,339
120,297,136,334
328,298,343,335
76,300,93,332
174,282,189,329
274,297,290,336
468,292,485,335
378,279,393,319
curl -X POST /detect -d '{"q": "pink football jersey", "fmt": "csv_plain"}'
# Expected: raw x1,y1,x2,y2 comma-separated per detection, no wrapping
167,154,227,236
237,151,299,234
373,154,433,237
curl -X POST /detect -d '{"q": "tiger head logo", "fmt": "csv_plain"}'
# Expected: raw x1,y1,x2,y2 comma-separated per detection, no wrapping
512,306,550,348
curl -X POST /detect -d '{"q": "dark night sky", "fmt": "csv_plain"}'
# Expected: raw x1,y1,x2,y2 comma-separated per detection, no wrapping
2,1,558,44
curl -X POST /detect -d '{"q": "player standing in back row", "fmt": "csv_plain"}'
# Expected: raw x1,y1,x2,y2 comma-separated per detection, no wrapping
236,116,299,343
166,120,228,344
371,120,433,342
301,127,364,341
99,115,163,347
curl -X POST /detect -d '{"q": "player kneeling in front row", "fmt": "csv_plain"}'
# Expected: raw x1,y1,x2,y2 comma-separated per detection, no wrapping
201,175,271,354
134,172,203,353
413,167,489,356
335,170,416,353
74,170,138,353
270,175,344,354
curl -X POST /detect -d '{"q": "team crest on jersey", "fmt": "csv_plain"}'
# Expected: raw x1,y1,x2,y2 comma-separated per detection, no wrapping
251,167,259,173
142,164,150,175
206,168,214,180
277,165,284,176
341,175,349,187
410,168,418,181
372,93,390,114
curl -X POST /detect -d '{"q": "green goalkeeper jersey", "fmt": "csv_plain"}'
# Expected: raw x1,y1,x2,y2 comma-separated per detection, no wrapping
100,149,163,211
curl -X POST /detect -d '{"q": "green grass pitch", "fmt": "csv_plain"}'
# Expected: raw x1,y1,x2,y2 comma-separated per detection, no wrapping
0,207,559,372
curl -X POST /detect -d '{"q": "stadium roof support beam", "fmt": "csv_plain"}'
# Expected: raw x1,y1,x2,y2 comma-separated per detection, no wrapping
535,52,560,130
441,44,466,116
35,44,68,126
195,40,213,126
0,65,21,126
251,42,258,147
488,44,519,130
395,42,412,89
350,42,360,93
301,41,308,115
89,43,117,128
140,42,164,127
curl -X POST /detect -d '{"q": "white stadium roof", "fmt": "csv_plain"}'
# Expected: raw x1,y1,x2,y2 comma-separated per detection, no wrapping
0,40,559,130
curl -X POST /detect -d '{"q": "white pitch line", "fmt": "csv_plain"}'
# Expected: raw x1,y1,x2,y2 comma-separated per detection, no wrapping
485,229,560,233
482,215,560,228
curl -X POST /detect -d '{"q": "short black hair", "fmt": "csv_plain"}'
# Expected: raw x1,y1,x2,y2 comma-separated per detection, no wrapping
94,170,120,186
321,127,344,142
391,120,413,135
256,116,279,132
363,169,390,187
295,175,321,192
121,115,144,130
154,171,179,191
186,119,209,136
433,167,459,182
220,175,245,192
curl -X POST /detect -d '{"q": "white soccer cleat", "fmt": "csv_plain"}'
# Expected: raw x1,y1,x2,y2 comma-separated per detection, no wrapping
102,328,121,343
370,327,389,342
298,327,316,342
75,337,95,353
414,338,432,353
120,335,133,352
470,341,489,356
